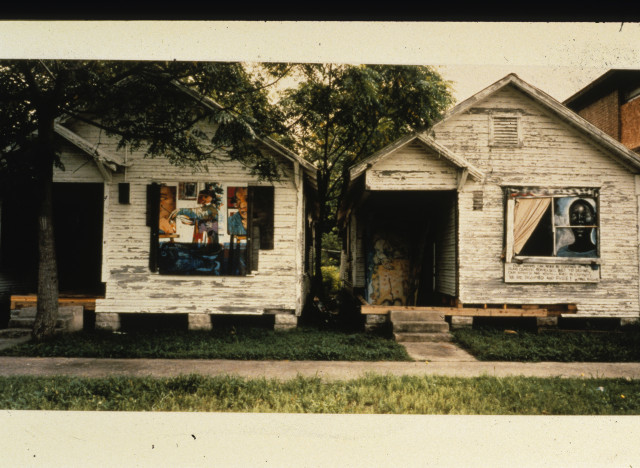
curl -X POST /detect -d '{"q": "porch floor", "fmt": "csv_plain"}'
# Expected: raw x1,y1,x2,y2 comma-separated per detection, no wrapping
10,294,102,312
360,304,576,317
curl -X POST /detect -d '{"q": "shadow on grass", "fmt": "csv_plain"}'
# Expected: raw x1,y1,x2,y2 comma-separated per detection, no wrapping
0,326,412,361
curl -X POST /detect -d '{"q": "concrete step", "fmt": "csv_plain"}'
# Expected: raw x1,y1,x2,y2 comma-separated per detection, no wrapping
393,321,450,333
11,308,37,318
9,306,84,332
390,310,446,322
8,316,72,329
0,328,32,338
394,332,453,343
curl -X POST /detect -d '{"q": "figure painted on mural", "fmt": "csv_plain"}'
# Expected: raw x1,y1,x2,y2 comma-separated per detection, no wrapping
228,198,248,236
158,185,177,235
557,198,597,257
368,235,410,306
170,188,220,244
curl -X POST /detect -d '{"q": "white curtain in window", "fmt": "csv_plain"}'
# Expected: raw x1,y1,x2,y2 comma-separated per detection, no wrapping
513,197,551,255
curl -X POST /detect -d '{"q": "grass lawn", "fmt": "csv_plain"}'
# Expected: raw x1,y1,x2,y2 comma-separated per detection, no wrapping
0,374,638,414
0,327,411,361
452,326,640,362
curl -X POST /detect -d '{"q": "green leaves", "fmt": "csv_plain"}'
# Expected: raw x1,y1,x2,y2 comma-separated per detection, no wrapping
266,62,454,224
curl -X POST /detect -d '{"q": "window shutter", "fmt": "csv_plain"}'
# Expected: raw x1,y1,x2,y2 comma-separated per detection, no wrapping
250,186,275,250
147,183,160,272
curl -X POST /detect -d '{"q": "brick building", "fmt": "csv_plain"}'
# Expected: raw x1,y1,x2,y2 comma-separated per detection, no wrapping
564,69,640,153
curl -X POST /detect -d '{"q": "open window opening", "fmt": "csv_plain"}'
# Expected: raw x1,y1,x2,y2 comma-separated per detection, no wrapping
506,187,599,263
149,182,274,276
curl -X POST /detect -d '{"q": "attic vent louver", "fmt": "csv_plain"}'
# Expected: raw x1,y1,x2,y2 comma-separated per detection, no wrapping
490,114,522,147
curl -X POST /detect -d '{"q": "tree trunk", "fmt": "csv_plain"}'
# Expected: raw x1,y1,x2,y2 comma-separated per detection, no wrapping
32,117,59,341
312,175,328,299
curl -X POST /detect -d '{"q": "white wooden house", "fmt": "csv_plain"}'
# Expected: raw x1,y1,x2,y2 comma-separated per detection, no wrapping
1,91,317,331
340,74,640,329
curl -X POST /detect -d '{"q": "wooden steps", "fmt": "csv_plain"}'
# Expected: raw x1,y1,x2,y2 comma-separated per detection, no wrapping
390,310,451,344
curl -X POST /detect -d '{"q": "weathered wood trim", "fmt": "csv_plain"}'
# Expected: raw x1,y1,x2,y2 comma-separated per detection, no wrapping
295,162,304,315
505,198,515,263
94,160,112,182
457,169,469,192
54,123,126,169
101,181,110,283
455,190,460,299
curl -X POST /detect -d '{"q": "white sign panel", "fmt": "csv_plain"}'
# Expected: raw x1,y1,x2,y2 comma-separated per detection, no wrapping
504,262,600,283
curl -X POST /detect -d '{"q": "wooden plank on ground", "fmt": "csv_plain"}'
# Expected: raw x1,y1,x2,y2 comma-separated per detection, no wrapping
360,304,553,317
11,295,100,311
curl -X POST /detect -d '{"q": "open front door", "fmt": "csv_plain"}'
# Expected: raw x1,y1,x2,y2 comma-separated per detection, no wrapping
363,191,457,307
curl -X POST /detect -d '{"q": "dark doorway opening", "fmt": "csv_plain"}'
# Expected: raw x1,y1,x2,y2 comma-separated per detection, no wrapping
0,183,105,296
53,183,105,295
362,191,457,307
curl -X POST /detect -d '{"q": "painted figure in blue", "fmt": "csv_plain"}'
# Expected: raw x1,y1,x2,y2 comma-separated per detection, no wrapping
557,198,597,257
170,189,219,244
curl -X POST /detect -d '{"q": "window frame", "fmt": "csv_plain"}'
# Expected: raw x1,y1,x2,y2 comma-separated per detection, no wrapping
504,186,601,265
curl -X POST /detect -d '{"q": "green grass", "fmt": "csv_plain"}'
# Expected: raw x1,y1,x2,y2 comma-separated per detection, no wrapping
0,327,411,361
453,326,640,362
0,374,638,414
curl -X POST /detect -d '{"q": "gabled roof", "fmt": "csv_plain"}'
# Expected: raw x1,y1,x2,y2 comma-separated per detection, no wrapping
349,132,485,182
172,81,317,182
431,73,640,172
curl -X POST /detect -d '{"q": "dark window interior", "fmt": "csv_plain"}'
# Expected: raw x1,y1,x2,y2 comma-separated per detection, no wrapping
518,204,554,257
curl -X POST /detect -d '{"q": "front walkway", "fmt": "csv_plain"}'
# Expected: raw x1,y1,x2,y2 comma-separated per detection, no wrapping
1,356,639,379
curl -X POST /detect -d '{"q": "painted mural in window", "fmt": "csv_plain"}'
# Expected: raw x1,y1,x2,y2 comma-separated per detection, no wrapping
507,188,599,259
157,182,248,275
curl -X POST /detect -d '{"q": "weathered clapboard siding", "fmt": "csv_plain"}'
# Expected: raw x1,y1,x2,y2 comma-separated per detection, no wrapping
366,142,458,191
433,85,640,317
53,119,309,316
